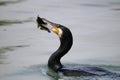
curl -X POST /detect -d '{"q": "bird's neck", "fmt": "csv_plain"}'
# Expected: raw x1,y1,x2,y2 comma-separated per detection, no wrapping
48,28,73,72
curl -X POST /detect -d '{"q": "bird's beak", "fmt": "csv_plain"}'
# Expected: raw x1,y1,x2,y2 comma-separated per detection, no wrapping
36,16,62,37
36,16,51,33
37,16,59,33
42,18,61,35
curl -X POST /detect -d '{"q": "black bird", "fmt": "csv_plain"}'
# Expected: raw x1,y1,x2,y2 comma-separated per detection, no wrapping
36,16,120,77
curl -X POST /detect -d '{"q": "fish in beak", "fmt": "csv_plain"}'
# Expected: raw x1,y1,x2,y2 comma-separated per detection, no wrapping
36,16,63,37
36,16,51,33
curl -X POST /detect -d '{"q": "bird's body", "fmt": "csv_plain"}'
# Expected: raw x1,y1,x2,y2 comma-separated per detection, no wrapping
48,25,73,72
36,16,120,77
60,66,112,76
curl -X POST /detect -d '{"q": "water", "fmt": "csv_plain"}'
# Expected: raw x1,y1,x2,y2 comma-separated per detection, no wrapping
0,0,120,80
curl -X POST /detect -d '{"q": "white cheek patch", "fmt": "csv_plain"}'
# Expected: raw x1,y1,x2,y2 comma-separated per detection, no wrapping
58,28,63,38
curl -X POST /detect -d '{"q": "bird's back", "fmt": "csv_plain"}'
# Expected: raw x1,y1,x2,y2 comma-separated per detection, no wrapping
59,66,119,77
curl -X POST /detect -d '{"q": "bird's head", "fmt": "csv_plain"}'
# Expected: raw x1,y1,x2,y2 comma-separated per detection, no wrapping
36,16,63,37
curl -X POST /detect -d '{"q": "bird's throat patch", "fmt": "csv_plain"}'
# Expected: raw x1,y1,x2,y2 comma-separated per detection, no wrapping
53,28,63,37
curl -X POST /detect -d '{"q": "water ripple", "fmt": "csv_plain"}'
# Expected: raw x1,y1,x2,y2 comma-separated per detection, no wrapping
0,18,33,26
0,0,25,6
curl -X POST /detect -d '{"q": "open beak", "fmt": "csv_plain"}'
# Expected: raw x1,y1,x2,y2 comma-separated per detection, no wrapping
36,16,51,33
41,18,60,34
36,16,60,34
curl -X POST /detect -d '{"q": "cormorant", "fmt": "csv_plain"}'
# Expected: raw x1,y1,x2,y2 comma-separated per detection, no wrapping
36,16,120,77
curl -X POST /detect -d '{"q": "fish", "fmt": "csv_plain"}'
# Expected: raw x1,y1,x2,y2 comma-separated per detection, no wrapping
36,16,50,33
